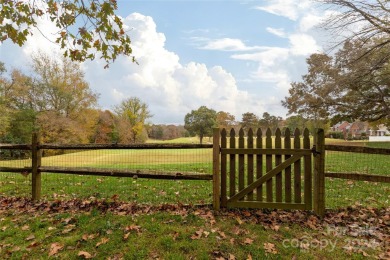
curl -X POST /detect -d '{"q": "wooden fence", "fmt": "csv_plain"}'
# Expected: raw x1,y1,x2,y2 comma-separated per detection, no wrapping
1,130,389,217
0,133,213,201
324,144,390,183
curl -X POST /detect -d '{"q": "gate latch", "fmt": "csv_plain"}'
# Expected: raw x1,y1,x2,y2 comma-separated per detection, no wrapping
311,145,321,157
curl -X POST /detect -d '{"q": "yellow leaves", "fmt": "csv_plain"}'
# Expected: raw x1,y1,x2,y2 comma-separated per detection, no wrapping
48,242,63,256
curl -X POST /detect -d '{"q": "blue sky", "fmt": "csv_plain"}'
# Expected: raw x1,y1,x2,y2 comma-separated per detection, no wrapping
0,0,333,124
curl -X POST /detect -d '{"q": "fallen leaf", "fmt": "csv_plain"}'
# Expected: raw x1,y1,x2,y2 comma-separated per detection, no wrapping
218,231,227,239
242,211,251,217
49,242,63,256
125,225,141,234
191,229,203,240
25,234,35,241
264,242,278,254
21,225,29,231
78,251,93,259
82,233,98,241
228,253,236,260
247,253,253,260
244,238,254,245
123,233,130,240
271,224,280,232
172,232,179,241
96,237,110,247
236,217,243,225
27,241,40,248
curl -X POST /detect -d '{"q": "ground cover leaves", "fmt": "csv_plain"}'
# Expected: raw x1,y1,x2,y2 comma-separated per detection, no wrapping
0,196,388,259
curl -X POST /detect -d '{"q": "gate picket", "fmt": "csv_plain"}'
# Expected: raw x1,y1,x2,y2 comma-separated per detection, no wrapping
221,129,227,207
275,128,282,202
294,128,301,203
256,129,263,201
229,129,236,197
303,128,312,209
238,129,245,200
284,128,292,203
266,128,273,202
247,129,254,200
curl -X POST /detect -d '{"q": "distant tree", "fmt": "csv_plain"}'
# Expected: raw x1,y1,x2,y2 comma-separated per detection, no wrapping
258,112,283,131
0,0,133,66
149,125,164,140
184,106,217,144
216,111,236,129
114,97,152,143
240,112,259,131
284,115,307,132
91,110,116,143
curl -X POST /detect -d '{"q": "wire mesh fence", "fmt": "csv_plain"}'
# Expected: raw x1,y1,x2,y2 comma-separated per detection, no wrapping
0,146,213,205
324,148,390,209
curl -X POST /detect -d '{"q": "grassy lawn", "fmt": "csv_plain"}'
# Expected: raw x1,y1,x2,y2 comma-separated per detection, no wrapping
0,198,388,259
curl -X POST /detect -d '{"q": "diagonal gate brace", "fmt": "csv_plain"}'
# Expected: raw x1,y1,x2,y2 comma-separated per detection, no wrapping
228,154,303,202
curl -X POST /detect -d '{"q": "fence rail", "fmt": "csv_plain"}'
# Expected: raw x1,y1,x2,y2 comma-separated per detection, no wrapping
0,134,214,201
325,144,390,183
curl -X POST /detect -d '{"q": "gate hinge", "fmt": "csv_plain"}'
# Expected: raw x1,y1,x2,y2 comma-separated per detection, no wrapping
311,145,321,157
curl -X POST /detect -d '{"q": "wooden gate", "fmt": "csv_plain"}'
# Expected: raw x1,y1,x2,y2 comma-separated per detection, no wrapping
214,127,314,210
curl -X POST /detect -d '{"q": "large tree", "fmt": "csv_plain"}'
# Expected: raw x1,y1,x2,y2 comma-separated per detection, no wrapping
0,0,133,66
283,38,390,126
320,0,390,59
184,106,217,144
0,55,100,143
114,97,152,143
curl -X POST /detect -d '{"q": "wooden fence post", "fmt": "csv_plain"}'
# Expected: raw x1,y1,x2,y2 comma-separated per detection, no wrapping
213,128,220,210
314,128,325,217
32,132,42,201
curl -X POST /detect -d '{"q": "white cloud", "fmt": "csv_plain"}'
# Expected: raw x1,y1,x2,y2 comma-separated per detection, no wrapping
266,27,287,38
255,0,312,21
289,34,322,56
299,14,324,32
197,38,266,52
82,13,262,123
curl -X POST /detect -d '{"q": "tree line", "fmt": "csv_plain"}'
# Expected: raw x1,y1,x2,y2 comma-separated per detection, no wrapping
183,106,326,144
